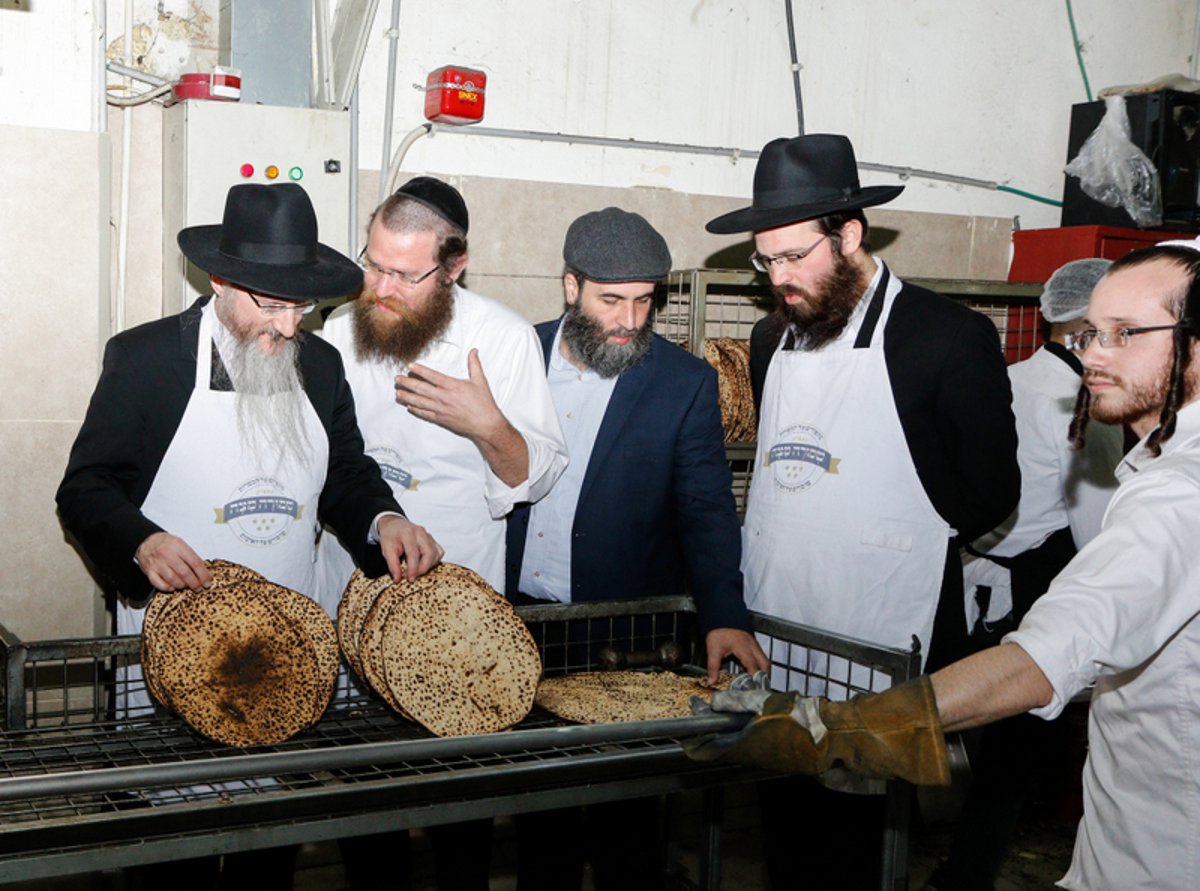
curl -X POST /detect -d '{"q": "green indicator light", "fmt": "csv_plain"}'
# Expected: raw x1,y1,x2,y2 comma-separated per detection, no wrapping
289,166,303,181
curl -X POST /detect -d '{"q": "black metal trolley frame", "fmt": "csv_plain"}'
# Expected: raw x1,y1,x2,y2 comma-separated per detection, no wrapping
0,598,918,890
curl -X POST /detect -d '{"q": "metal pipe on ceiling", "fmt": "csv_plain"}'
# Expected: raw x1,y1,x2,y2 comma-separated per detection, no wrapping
423,123,1037,199
378,0,403,205
784,0,805,135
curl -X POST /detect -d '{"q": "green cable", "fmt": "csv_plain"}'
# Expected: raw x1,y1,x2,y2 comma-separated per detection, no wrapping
997,185,1064,207
1065,0,1094,102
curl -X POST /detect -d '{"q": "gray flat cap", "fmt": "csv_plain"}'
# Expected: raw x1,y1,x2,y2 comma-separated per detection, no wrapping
563,207,672,282
1041,257,1112,323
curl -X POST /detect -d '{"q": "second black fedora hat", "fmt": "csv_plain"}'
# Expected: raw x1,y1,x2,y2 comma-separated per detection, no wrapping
706,134,904,235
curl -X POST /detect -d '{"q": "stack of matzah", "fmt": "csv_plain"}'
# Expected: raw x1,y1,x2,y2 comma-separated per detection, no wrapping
535,670,733,724
141,560,338,746
338,563,542,737
702,337,756,442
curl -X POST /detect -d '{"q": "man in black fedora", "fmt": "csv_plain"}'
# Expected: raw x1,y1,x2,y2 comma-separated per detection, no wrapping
706,134,1019,887
56,182,442,888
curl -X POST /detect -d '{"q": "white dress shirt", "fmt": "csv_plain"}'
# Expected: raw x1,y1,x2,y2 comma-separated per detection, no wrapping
963,345,1124,626
1005,399,1200,889
518,323,618,602
315,285,567,595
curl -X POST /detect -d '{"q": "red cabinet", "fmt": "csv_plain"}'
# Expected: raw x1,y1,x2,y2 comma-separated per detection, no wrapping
1009,225,1196,283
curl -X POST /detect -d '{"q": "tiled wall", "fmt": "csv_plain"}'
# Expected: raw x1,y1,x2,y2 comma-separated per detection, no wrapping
364,170,1012,325
0,124,111,641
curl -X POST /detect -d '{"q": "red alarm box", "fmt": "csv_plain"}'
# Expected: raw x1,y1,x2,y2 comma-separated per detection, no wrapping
423,66,486,125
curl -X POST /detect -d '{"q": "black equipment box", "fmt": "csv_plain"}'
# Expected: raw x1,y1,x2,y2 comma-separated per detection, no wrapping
1062,89,1200,231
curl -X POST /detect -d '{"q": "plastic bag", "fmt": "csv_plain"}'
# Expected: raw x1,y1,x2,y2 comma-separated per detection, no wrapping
1064,94,1163,228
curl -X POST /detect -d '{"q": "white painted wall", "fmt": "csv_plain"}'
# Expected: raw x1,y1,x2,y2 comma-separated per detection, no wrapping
350,0,1199,229
1,1,1195,226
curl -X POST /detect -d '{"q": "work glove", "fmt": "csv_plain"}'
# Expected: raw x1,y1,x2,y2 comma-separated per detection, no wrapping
685,674,950,786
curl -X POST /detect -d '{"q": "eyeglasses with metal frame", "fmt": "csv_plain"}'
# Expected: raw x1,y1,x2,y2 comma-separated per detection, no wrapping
245,291,318,316
357,249,440,287
749,235,830,274
1063,321,1189,351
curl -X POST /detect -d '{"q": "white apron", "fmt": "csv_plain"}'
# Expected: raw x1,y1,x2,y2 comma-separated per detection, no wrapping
742,267,950,698
116,300,328,720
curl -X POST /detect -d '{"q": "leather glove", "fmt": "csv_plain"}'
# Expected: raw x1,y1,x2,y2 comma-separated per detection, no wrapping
685,675,950,786
688,670,775,716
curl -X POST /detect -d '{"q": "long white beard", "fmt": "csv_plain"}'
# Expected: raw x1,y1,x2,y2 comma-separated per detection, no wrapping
212,318,313,471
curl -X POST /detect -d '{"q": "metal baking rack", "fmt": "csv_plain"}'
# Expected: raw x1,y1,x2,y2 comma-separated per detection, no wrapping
654,268,1044,364
0,598,917,890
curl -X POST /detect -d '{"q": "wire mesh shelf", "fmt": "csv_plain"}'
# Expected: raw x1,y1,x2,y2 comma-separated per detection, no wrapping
0,598,915,886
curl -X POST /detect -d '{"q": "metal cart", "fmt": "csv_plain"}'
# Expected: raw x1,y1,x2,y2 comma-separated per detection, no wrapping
0,598,916,890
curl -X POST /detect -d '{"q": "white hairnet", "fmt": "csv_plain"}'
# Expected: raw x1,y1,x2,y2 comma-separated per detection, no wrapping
1040,258,1113,323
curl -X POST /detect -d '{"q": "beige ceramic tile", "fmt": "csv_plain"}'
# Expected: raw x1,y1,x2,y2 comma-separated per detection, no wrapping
0,126,107,422
109,103,166,331
464,273,563,325
873,209,977,279
967,216,1015,280
0,419,101,641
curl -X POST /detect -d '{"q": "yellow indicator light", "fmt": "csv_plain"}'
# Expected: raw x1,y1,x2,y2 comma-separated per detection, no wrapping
265,165,279,180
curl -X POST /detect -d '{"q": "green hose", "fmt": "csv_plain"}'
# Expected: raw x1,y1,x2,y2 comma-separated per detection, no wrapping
1066,0,1094,102
997,185,1064,207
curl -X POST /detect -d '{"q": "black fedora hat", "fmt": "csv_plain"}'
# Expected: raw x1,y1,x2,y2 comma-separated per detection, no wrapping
706,134,904,234
178,183,363,300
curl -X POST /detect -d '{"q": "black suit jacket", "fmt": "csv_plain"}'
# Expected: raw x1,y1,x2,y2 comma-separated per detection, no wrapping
56,296,401,603
506,322,752,633
749,277,1020,667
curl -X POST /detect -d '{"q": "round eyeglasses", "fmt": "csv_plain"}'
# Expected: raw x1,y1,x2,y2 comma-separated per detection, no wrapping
246,291,317,316
357,250,440,287
749,235,829,274
1063,322,1188,351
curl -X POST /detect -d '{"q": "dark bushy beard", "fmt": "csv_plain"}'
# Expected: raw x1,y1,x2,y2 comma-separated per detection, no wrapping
212,309,312,471
351,274,455,366
773,250,869,350
561,302,653,379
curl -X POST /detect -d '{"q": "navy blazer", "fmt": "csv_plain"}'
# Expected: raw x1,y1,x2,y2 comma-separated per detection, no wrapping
506,319,752,633
56,296,401,603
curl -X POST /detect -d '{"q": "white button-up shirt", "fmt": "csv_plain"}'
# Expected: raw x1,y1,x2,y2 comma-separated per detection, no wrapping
1006,399,1200,890
518,323,618,602
315,285,567,595
964,345,1124,626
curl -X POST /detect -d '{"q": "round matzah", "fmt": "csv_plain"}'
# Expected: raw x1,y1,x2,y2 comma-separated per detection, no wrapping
206,559,267,585
257,580,339,725
154,582,326,745
141,591,190,709
357,583,420,719
380,575,541,736
724,338,755,441
337,569,395,681
715,337,754,442
704,338,755,442
142,555,273,709
142,562,338,745
142,559,300,715
534,670,733,724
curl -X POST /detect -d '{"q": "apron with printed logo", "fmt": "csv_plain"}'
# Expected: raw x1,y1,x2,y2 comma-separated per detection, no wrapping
742,268,949,697
117,300,328,719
